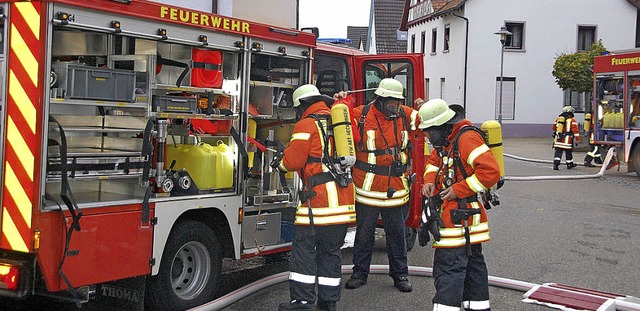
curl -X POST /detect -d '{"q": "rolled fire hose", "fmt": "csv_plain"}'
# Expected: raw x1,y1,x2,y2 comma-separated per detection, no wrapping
191,263,640,311
504,147,616,181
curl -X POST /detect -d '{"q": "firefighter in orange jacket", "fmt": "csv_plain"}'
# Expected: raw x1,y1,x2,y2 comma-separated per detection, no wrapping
419,99,501,311
552,106,580,170
273,84,356,311
337,78,420,293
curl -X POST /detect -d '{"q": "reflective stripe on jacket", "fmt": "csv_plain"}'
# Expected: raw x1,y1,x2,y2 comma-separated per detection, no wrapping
277,101,356,226
423,120,501,248
352,104,419,207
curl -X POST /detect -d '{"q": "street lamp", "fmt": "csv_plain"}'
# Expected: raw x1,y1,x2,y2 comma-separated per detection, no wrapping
494,26,512,125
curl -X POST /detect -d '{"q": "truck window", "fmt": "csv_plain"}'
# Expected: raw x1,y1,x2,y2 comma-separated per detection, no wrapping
630,75,640,129
314,54,350,96
363,60,414,106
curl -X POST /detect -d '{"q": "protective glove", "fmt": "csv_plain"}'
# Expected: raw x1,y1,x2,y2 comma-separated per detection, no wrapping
418,196,443,246
270,151,284,170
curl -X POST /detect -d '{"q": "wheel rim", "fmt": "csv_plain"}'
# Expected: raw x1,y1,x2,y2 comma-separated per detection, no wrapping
170,241,211,300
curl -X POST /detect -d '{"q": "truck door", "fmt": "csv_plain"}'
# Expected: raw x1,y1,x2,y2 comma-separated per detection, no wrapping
353,54,426,229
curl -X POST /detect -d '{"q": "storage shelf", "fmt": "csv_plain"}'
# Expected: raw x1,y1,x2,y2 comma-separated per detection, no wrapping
46,172,143,181
250,80,295,89
151,111,238,120
47,125,144,133
50,97,148,109
155,84,233,95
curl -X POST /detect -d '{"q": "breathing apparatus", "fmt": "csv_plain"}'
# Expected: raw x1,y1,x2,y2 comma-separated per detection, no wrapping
291,84,356,188
373,78,405,120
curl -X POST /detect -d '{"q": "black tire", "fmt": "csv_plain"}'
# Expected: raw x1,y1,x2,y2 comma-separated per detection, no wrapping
632,143,640,178
405,227,417,252
145,220,222,311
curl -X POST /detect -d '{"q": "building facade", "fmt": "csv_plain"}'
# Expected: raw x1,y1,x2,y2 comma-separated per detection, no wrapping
403,0,639,137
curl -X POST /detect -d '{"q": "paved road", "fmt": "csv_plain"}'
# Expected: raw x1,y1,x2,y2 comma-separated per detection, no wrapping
213,138,640,311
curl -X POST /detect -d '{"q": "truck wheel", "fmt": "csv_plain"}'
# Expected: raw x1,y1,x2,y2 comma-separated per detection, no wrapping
146,220,222,310
633,143,640,178
405,227,417,252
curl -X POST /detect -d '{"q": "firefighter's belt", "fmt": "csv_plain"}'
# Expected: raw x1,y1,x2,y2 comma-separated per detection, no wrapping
354,160,406,177
360,147,405,156
307,172,335,188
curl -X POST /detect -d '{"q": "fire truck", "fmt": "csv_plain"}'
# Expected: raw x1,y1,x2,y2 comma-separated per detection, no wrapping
592,50,640,177
0,0,425,310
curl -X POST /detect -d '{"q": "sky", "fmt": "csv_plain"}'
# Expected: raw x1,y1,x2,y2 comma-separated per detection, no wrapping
299,0,372,39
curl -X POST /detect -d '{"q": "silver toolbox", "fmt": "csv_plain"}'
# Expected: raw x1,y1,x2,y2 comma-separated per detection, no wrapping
152,95,197,113
242,212,282,248
52,62,136,102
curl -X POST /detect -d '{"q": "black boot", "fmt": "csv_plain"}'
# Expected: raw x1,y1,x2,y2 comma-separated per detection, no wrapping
553,161,560,170
567,162,577,169
317,300,337,311
278,300,315,311
584,160,595,167
345,273,367,289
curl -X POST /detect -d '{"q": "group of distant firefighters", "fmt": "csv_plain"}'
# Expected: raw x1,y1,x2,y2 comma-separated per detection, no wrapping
270,78,501,311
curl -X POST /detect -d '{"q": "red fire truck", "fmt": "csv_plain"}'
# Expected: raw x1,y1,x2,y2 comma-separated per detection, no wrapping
592,50,640,177
0,1,425,310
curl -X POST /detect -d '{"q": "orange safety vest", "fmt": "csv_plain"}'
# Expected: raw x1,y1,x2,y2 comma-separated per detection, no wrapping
351,104,420,207
277,102,356,226
552,114,580,149
423,120,501,248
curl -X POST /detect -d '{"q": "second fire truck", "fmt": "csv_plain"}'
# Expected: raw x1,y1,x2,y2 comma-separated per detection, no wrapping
592,50,640,177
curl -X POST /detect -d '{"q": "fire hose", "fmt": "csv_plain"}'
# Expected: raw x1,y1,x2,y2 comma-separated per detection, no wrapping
191,264,640,311
189,149,638,311
504,147,616,181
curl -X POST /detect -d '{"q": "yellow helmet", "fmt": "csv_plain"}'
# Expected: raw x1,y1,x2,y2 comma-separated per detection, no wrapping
374,78,404,99
418,99,464,129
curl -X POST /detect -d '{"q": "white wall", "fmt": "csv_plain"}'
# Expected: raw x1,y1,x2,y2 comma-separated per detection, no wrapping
408,0,637,136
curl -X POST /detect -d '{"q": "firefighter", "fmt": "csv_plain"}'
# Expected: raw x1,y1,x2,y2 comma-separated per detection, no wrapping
273,84,356,311
583,112,603,167
552,106,580,170
336,78,420,293
418,98,501,311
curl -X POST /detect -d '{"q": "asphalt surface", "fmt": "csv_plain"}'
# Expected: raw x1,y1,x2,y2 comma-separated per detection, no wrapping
212,137,640,311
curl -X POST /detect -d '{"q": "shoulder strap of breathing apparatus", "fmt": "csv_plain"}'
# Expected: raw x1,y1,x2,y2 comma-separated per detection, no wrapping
450,125,486,179
357,103,412,157
304,114,350,188
449,125,487,208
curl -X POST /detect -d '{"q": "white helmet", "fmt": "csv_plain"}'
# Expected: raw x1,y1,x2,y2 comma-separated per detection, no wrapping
418,99,464,129
292,84,334,107
562,106,575,113
374,78,404,99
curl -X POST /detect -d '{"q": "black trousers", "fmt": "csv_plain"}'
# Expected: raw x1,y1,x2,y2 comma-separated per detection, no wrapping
554,148,574,163
432,244,491,310
289,224,348,304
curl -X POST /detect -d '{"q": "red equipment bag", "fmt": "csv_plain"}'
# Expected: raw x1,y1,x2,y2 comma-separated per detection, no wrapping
191,48,223,88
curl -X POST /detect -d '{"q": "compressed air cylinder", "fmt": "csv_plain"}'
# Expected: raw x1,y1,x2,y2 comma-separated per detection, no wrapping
583,113,592,132
481,120,505,177
330,103,356,166
247,119,257,168
555,116,565,134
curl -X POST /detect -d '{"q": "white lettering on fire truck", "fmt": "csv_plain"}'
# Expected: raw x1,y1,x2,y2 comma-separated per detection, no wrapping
611,57,640,66
159,6,250,34
101,285,140,303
